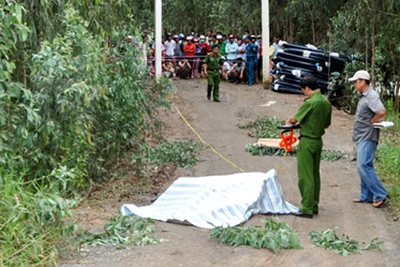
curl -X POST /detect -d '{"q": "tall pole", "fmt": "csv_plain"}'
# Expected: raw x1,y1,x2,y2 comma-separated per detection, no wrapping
262,0,270,88
155,0,162,80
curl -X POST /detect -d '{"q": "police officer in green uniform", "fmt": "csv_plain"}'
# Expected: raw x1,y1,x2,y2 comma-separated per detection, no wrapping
287,75,332,218
204,45,224,102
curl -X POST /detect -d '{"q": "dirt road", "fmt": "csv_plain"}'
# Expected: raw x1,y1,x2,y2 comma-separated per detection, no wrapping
62,79,400,267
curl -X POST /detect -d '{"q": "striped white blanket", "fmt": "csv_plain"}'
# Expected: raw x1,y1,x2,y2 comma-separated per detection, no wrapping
121,169,299,229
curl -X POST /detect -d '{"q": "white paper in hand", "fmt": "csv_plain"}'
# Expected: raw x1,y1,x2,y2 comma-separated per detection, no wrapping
373,121,395,129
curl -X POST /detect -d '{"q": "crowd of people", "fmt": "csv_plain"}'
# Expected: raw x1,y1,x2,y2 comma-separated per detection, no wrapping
138,32,284,85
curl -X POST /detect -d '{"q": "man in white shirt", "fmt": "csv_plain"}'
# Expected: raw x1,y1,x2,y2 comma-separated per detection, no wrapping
227,57,246,84
221,57,231,78
135,34,149,68
225,34,238,63
237,37,247,62
164,34,176,58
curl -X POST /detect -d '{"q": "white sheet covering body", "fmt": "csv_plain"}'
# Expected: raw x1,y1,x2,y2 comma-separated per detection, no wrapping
121,169,299,229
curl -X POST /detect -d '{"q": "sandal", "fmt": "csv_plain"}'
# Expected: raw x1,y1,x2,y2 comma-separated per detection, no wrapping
353,199,373,203
373,198,388,208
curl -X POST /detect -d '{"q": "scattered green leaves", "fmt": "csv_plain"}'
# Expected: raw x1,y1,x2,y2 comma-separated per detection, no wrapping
245,144,347,161
238,116,284,139
79,215,165,246
210,218,302,253
309,228,383,256
148,141,201,169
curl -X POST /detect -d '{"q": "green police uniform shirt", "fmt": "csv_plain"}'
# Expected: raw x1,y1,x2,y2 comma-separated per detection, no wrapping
205,54,222,71
294,91,332,139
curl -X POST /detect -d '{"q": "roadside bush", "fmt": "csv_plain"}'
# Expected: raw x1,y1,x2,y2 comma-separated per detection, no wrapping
375,101,400,214
3,7,172,191
1,3,172,265
0,170,78,266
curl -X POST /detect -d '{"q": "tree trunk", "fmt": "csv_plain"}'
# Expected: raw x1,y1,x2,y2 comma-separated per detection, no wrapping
308,6,316,44
23,53,27,87
365,38,369,69
289,17,294,42
371,0,376,88
394,78,400,113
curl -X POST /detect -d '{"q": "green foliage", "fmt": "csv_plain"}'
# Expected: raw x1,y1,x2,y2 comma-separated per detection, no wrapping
238,116,284,139
210,218,302,253
162,0,263,35
0,170,78,267
330,0,400,110
240,116,346,161
2,6,172,190
1,3,172,265
245,144,346,161
309,228,383,256
376,102,400,215
148,141,201,169
79,215,165,247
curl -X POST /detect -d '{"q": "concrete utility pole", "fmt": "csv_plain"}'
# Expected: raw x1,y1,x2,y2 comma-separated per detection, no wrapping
155,0,162,80
262,0,270,88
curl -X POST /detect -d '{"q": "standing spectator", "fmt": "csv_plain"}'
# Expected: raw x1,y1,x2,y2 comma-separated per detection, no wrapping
245,35,258,86
204,45,224,102
256,35,262,46
206,31,213,44
225,34,238,64
237,37,247,62
184,36,196,78
349,70,389,208
218,35,227,57
228,57,246,84
136,34,149,68
164,34,176,58
210,35,217,49
173,35,181,57
179,34,186,56
287,75,332,218
193,38,202,78
199,35,211,54
198,35,211,77
151,37,165,57
257,35,263,81
273,34,282,54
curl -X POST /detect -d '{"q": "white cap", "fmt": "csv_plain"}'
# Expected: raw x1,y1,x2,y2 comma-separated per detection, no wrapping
200,35,205,39
216,35,223,39
221,56,226,60
186,36,193,41
278,40,287,47
348,70,370,82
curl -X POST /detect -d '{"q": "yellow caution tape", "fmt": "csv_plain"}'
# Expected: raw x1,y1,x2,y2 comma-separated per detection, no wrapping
277,149,288,174
172,103,245,173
